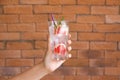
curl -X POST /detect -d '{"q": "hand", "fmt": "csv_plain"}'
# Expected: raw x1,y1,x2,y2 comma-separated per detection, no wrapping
44,34,72,72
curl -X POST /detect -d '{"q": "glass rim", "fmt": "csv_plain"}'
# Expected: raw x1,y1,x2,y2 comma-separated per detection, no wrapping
48,20,69,25
48,20,70,23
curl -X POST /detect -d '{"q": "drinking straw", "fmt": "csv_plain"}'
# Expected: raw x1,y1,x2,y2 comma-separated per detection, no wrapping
51,14,57,27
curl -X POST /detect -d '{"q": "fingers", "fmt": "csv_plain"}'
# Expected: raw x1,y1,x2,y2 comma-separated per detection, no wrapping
68,46,72,51
68,40,72,45
68,54,72,58
48,37,51,51
67,34,72,52
67,34,72,58
69,34,71,39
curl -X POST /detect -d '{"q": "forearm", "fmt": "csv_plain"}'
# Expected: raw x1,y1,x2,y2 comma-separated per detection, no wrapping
8,63,49,80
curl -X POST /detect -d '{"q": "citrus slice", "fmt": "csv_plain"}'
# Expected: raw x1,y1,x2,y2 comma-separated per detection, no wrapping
54,43,67,55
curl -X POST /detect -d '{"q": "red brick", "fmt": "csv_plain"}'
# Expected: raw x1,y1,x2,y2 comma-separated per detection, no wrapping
78,0,105,5
0,6,3,14
90,42,117,50
21,67,30,72
0,76,8,80
106,15,120,23
20,0,48,4
119,43,120,50
105,67,120,75
51,67,76,76
35,41,47,49
63,6,90,14
0,50,21,58
77,67,104,75
0,33,20,40
20,15,48,23
4,5,32,14
78,50,104,59
92,76,119,80
77,15,105,23
21,32,48,40
0,42,4,49
93,24,120,32
6,59,34,67
0,59,5,66
106,0,120,5
105,58,118,67
70,32,77,41
34,5,61,13
35,58,43,64
53,14,76,22
8,76,13,79
0,24,7,32
64,58,89,67
22,50,45,58
106,33,120,41
105,51,120,59
89,59,117,67
41,75,63,80
0,0,18,5
70,50,77,58
91,6,119,14
7,41,33,50
0,67,21,76
36,23,48,32
64,76,90,80
0,15,19,23
69,23,92,32
78,33,105,41
49,0,76,4
8,23,35,32
117,60,120,67
72,41,89,49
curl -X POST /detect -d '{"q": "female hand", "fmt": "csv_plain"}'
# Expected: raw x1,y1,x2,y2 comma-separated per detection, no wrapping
44,34,72,72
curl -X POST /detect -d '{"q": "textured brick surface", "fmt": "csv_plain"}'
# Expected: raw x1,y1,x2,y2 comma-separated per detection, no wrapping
91,6,119,15
0,0,120,80
4,5,33,14
78,0,105,5
49,0,76,5
20,0,48,4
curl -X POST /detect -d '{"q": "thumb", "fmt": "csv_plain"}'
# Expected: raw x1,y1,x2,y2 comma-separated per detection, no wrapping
47,34,50,50
47,35,52,54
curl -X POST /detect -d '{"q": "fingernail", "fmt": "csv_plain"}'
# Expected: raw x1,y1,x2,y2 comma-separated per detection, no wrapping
68,46,72,51
68,40,72,44
68,54,72,58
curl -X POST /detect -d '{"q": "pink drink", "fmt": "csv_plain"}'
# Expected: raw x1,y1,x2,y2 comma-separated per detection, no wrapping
49,21,70,60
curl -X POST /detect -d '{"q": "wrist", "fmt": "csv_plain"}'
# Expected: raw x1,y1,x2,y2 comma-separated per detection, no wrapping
42,62,52,74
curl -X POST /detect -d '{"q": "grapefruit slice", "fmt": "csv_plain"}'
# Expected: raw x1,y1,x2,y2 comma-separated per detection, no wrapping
54,43,66,55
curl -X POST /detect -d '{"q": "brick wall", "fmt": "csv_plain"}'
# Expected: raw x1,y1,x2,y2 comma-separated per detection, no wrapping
0,0,120,80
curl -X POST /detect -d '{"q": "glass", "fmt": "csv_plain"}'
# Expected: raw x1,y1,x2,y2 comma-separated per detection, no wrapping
49,21,70,60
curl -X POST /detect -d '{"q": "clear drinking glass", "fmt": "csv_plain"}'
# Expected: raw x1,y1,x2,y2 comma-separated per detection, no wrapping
49,21,70,60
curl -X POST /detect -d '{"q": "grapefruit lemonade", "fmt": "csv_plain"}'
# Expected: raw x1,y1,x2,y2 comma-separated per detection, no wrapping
49,20,70,60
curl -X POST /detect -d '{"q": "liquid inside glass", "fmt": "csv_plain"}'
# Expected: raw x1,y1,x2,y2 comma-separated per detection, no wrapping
49,21,70,60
